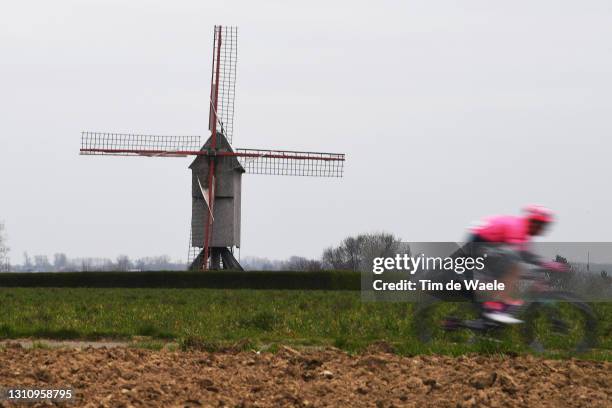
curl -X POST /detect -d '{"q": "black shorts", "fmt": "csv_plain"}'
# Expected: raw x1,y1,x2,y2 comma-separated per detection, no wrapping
461,234,520,279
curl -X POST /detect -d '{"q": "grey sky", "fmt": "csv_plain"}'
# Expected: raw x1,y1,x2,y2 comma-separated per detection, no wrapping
1,1,611,263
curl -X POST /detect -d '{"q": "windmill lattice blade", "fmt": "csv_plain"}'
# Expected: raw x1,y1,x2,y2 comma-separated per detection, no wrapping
209,26,238,144
235,148,345,177
80,132,202,157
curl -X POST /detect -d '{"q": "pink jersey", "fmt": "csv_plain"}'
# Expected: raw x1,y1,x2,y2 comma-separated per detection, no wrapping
470,215,531,248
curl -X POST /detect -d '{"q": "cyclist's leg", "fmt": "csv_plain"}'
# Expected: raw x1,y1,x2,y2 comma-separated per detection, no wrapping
496,261,523,304
478,246,524,323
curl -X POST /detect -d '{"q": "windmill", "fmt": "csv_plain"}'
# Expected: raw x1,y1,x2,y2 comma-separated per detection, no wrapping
80,26,345,270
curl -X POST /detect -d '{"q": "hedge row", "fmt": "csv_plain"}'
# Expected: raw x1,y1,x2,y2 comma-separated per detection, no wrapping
0,271,361,290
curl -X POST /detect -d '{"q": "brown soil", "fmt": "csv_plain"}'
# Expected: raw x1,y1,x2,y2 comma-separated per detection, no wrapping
0,343,610,407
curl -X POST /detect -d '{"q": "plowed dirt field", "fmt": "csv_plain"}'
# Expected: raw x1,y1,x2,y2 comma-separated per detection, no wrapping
0,343,610,407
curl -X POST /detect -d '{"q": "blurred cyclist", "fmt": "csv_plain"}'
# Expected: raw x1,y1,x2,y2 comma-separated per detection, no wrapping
467,205,567,324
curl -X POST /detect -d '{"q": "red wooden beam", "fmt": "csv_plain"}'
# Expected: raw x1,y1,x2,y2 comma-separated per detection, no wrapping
79,148,345,161
202,25,225,270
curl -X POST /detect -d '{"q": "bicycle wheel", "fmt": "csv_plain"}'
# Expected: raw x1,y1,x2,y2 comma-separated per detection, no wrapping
412,295,485,345
521,292,597,353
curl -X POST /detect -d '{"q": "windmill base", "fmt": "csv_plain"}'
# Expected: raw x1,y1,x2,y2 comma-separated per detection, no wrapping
189,247,243,271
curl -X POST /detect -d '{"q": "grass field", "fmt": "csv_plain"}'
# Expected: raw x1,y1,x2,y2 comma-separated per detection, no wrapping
0,288,610,360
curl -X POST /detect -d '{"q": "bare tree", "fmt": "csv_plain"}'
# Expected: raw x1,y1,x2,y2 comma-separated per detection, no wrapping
33,255,51,272
0,222,8,271
53,253,68,271
22,252,33,272
116,255,132,271
322,232,409,271
80,258,92,272
282,256,322,271
322,235,366,271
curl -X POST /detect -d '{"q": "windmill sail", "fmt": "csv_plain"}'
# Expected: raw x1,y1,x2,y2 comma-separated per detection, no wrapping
209,26,238,144
235,148,345,177
80,132,201,157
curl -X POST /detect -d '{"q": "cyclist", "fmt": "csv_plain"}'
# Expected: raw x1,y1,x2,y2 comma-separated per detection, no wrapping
467,205,567,324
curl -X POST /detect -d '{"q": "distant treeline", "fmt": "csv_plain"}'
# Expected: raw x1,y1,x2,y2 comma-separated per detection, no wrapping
5,253,186,273
242,232,408,272
2,232,406,273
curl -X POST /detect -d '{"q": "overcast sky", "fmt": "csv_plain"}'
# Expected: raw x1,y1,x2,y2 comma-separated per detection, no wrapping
1,1,611,263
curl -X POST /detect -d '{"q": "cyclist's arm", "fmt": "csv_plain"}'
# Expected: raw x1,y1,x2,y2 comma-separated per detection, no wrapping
518,250,568,272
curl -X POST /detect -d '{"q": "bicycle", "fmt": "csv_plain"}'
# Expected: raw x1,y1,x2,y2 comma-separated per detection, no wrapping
412,266,598,353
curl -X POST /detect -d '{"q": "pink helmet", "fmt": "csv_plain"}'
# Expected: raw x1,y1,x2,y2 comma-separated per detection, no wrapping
523,205,554,223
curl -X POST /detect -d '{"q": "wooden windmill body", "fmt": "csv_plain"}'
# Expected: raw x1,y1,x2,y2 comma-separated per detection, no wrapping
189,132,243,269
